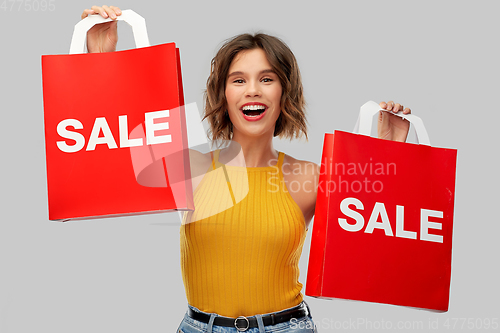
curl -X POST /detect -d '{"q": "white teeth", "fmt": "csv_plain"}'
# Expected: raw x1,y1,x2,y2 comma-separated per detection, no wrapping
242,105,266,111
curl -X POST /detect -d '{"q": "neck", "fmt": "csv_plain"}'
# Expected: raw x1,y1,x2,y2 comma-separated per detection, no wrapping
223,131,278,168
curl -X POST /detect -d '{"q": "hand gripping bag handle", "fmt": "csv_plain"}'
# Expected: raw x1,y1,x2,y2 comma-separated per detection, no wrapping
353,100,431,146
69,9,150,54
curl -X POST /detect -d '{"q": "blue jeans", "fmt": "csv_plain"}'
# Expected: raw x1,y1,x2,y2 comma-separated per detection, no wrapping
177,302,317,333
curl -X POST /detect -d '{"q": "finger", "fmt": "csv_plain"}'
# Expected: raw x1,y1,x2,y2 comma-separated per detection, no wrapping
90,6,108,18
386,101,394,111
403,107,411,114
379,101,387,109
393,103,402,113
102,5,117,19
81,9,95,20
109,5,122,16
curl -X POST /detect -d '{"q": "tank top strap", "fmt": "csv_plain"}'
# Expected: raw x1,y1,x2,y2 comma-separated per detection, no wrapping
276,151,285,170
211,149,236,205
214,149,221,163
210,150,219,170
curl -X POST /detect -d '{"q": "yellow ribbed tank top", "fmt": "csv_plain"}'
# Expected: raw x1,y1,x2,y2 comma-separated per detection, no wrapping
180,150,307,318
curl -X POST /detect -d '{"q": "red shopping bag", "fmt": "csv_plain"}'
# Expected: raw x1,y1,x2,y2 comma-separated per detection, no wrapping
306,101,457,311
42,10,193,221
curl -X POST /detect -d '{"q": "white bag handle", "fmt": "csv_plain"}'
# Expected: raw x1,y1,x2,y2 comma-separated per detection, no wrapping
69,9,150,54
353,101,431,146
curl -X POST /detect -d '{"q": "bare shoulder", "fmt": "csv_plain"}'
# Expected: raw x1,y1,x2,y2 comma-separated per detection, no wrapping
282,154,320,182
189,149,212,173
188,149,213,191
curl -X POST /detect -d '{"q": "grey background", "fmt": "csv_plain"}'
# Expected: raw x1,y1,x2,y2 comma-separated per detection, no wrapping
1,1,499,332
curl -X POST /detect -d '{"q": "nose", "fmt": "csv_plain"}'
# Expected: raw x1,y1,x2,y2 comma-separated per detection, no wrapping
245,80,261,98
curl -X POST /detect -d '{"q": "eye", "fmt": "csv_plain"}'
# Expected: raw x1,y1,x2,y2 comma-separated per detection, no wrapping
233,79,245,84
261,77,273,83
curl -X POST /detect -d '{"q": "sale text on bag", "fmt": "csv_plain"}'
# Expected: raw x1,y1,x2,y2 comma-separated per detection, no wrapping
56,110,171,153
338,197,444,243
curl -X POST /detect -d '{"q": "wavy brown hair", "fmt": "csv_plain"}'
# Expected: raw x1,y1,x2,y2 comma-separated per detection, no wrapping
203,33,307,141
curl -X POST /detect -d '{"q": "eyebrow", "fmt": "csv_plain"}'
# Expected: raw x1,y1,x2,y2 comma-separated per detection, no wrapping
227,69,276,78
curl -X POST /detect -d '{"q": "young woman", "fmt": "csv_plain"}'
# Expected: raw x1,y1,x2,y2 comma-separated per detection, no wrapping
81,6,412,333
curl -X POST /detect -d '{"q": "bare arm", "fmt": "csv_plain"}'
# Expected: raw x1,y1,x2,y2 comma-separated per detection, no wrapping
282,156,320,230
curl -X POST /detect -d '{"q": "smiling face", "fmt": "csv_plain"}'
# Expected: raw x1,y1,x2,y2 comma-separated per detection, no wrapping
225,48,283,140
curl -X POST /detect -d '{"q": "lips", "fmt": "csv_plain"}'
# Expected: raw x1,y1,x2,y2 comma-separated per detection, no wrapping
240,102,268,121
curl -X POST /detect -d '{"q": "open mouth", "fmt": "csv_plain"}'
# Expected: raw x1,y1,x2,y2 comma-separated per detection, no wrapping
241,104,267,118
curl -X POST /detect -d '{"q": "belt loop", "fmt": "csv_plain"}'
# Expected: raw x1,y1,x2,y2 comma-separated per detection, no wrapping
207,313,217,333
255,314,265,333
304,301,311,316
